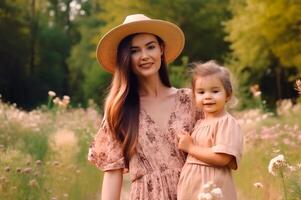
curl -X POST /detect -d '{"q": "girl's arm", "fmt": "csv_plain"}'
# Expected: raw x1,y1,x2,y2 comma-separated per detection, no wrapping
101,169,123,200
178,134,233,167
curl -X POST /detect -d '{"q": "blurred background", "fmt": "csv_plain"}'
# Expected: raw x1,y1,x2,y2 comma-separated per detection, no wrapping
1,0,301,110
1,0,301,200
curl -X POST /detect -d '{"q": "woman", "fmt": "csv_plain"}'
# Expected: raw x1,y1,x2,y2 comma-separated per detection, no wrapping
88,14,198,200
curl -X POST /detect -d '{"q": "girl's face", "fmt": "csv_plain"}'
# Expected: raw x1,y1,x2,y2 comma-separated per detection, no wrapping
194,75,230,118
130,33,163,78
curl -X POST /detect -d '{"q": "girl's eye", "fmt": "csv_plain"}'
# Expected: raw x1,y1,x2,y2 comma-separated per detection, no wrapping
197,91,204,94
213,90,219,93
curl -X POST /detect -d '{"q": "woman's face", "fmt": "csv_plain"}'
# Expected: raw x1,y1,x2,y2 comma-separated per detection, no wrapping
130,33,163,78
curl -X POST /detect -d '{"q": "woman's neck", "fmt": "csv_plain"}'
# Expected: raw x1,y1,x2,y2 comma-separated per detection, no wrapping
138,75,170,98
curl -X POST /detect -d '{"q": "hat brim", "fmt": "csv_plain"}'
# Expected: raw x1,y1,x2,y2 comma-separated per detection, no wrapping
96,19,185,73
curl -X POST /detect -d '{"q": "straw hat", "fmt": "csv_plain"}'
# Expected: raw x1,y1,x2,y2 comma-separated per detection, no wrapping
96,14,185,73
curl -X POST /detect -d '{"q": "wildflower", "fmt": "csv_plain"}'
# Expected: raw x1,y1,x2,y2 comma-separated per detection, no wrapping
0,176,5,182
35,160,42,166
268,154,287,176
198,181,223,200
211,188,223,199
16,167,22,173
63,193,69,198
53,97,60,105
4,166,10,172
202,181,215,193
295,79,301,95
48,91,56,97
250,84,261,97
52,161,60,166
198,193,213,200
22,167,32,174
253,182,264,189
63,95,70,102
28,179,38,187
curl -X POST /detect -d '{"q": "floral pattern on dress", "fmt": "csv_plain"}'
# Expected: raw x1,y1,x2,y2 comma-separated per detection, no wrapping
88,88,197,200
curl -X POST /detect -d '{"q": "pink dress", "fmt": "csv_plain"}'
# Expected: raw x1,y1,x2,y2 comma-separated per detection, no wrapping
88,88,197,200
177,113,243,200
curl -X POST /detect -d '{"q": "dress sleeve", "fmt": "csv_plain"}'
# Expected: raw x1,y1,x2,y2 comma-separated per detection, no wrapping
88,120,126,172
211,115,244,170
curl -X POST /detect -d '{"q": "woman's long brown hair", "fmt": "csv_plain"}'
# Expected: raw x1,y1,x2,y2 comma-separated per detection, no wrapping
104,34,171,168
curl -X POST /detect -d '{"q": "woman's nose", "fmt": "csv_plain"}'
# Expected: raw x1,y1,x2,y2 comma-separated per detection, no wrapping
141,49,149,60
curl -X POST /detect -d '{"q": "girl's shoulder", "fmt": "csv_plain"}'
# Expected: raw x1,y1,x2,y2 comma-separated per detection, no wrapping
200,112,240,128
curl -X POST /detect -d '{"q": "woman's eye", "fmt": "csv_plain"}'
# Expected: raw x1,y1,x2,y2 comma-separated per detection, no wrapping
147,45,155,50
131,49,138,54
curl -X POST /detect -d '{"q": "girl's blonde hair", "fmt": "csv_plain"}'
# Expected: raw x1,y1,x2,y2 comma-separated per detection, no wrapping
191,60,235,104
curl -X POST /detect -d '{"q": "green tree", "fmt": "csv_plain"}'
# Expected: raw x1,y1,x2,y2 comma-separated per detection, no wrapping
68,0,112,107
225,0,301,109
0,0,30,106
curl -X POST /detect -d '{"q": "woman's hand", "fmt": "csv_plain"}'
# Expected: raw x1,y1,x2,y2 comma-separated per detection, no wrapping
177,134,194,153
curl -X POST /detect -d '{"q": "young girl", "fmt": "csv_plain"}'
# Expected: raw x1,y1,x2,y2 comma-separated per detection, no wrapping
88,14,198,200
177,61,244,200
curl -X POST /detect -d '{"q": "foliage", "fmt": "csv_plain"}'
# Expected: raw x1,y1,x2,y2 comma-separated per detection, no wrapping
225,0,301,109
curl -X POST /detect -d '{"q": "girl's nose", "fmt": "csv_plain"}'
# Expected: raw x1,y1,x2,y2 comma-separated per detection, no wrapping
204,93,211,99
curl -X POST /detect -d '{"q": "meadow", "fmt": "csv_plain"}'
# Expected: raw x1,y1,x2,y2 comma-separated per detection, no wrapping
0,94,300,200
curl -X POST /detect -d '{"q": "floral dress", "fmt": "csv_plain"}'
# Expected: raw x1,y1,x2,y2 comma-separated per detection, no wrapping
88,88,197,200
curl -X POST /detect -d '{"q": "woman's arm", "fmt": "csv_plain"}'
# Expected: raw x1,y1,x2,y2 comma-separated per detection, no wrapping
178,134,233,167
101,169,123,200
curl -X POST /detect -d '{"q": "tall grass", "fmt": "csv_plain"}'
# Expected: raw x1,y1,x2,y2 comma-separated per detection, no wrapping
234,105,301,200
1,96,301,199
0,99,102,200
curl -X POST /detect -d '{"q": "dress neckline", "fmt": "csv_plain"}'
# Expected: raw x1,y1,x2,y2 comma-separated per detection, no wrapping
140,88,180,133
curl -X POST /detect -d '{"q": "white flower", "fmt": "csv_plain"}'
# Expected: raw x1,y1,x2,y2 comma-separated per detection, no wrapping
48,91,56,97
198,181,223,200
211,187,223,199
198,192,213,200
253,182,264,189
268,154,287,176
202,181,215,193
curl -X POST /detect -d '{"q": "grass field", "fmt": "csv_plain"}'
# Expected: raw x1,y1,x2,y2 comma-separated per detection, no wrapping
0,97,300,200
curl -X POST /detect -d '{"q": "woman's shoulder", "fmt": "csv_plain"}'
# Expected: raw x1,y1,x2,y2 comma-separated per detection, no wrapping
177,87,192,95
